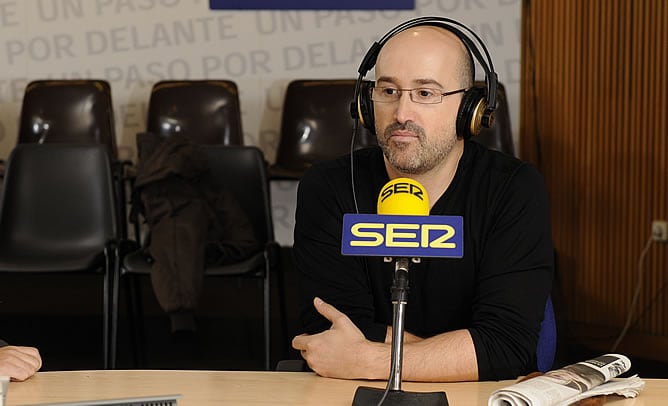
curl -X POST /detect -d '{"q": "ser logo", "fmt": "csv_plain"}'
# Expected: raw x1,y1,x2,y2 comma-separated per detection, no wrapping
341,214,464,258
379,181,425,203
349,223,455,248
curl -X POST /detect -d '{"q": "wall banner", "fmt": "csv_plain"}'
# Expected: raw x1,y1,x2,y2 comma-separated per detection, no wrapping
210,0,414,10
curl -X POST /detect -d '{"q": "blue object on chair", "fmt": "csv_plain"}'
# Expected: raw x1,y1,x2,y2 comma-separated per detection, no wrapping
536,295,557,372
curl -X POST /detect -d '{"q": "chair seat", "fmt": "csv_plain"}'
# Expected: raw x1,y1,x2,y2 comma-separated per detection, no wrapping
0,244,108,271
205,252,266,277
122,249,266,278
0,254,105,273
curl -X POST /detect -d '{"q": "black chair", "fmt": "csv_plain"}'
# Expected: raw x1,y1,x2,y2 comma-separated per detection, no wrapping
471,81,515,157
0,144,120,369
112,146,281,370
14,79,132,240
270,79,377,180
146,80,243,145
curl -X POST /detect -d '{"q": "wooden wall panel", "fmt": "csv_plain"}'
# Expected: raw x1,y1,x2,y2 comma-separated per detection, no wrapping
520,0,668,359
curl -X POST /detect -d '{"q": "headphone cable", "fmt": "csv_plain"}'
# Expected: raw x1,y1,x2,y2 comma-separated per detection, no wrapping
350,121,360,215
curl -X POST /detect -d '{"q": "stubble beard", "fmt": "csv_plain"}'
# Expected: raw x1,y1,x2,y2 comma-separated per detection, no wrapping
378,121,457,175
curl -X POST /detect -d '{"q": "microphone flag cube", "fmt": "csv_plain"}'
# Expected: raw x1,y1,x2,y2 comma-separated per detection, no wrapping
342,177,463,258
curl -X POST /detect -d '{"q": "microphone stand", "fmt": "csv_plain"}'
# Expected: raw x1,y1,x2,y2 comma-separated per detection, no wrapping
352,258,448,406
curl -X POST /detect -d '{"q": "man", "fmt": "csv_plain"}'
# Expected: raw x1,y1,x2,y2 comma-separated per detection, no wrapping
0,339,42,381
292,22,553,382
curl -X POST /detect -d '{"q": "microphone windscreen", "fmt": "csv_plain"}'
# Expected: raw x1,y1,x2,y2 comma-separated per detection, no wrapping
377,177,430,215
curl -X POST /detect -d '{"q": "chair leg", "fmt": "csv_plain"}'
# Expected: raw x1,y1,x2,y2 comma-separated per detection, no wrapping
113,163,129,241
103,248,111,369
264,260,271,371
275,250,289,362
103,277,110,369
127,275,147,367
108,245,121,370
109,272,116,370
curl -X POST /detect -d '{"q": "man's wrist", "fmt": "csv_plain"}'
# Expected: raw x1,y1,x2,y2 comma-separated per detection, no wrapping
385,326,423,345
360,341,391,380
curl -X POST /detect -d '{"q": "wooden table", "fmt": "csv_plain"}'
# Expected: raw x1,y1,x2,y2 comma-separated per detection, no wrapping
5,370,666,405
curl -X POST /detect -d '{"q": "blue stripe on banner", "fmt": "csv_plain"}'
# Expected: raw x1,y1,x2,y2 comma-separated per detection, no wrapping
210,0,414,10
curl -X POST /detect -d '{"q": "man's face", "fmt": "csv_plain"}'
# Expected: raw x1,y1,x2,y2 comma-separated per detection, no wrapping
373,27,465,175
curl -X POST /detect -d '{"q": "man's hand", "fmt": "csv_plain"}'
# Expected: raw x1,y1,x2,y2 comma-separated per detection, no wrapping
292,297,387,379
0,345,42,381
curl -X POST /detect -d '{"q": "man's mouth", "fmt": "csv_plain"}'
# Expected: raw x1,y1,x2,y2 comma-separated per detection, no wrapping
389,131,419,141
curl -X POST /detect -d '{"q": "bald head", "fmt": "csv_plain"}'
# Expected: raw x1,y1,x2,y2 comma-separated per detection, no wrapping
375,25,473,90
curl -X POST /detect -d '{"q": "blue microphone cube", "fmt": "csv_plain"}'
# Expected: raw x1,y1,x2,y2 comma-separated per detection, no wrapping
341,214,463,258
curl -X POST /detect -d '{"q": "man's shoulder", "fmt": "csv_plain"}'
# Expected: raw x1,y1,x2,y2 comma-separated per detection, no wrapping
297,147,383,213
302,147,383,186
467,141,543,184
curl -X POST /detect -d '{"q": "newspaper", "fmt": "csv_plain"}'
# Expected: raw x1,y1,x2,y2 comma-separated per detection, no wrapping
488,354,645,406
0,376,8,406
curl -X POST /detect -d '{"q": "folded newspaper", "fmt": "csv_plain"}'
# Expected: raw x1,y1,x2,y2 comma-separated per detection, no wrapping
488,354,645,406
1,376,8,406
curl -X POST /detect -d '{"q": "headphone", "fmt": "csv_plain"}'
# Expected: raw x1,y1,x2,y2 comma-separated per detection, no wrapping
351,16,499,140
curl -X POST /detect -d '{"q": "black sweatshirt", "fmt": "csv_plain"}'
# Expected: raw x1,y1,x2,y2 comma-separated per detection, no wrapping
294,141,554,381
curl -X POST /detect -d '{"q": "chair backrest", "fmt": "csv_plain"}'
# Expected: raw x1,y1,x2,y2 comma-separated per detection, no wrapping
471,81,515,157
18,80,118,159
146,80,243,145
271,79,377,179
0,144,118,270
203,146,274,244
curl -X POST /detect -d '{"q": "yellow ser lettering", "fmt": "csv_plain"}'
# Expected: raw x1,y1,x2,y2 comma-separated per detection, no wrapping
421,224,457,248
386,223,419,247
350,223,384,247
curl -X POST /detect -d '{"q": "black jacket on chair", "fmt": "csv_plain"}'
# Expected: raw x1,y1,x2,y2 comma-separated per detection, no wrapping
132,132,259,313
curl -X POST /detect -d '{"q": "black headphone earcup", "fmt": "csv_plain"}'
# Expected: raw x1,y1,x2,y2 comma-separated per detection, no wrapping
456,86,487,140
356,80,376,135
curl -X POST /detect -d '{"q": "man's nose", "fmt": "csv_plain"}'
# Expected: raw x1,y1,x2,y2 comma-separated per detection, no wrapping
394,91,416,124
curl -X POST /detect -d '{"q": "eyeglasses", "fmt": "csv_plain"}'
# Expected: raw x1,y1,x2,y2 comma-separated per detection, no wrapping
371,86,468,104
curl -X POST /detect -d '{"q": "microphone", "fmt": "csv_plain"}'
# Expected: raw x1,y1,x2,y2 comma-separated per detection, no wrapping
341,177,463,259
342,177,457,406
378,176,429,215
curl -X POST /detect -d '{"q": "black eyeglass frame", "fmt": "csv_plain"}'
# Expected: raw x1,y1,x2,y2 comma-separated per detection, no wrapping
371,86,468,104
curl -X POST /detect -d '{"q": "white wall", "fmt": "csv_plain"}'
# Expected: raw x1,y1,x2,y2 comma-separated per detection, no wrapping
0,0,521,245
